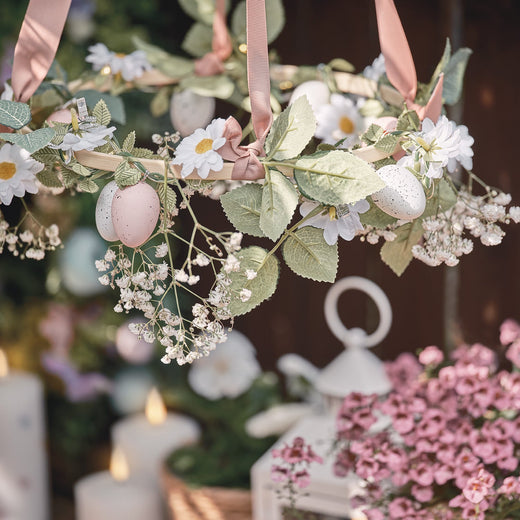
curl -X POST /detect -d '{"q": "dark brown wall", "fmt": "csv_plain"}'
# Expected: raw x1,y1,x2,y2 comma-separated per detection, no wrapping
227,0,520,369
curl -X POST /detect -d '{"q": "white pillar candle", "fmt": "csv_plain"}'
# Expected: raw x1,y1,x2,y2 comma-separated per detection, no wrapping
0,350,48,520
75,446,163,520
112,388,200,485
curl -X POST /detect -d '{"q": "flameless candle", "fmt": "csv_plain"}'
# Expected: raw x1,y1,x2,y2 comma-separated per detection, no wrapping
0,350,49,520
75,446,163,520
112,388,200,485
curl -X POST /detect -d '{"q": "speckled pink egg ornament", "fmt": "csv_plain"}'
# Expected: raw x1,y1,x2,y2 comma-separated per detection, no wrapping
111,182,160,247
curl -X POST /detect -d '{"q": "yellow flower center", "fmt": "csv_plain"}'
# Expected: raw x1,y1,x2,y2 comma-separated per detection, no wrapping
328,206,337,221
115,53,126,58
339,116,354,134
195,138,214,154
0,162,16,180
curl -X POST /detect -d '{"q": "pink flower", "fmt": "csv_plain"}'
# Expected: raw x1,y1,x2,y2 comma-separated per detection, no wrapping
271,465,290,483
392,408,415,434
462,470,494,503
419,346,444,366
411,484,433,502
506,340,520,368
365,509,385,520
388,497,415,518
500,318,520,345
291,469,311,489
409,461,435,487
498,476,520,495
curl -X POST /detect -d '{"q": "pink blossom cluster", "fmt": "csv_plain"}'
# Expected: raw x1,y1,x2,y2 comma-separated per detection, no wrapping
333,321,520,520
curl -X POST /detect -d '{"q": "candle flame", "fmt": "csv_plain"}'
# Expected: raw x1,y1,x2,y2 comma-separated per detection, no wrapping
109,446,129,482
0,350,9,378
145,387,167,426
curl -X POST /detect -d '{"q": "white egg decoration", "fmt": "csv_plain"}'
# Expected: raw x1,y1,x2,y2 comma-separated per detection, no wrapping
289,80,330,115
371,165,426,220
95,180,120,241
170,89,215,137
111,182,160,248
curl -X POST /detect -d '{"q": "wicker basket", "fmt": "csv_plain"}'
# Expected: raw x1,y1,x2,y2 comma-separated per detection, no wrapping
161,467,252,520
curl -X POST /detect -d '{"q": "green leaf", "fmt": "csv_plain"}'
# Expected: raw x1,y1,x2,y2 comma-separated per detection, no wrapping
132,147,155,159
182,22,213,57
60,168,79,188
396,109,420,132
380,220,424,276
93,99,111,126
443,48,472,105
122,131,136,153
157,184,177,213
231,0,285,44
360,203,398,229
49,123,69,145
227,246,279,316
75,90,126,125
282,227,338,282
150,87,171,117
0,100,31,129
133,37,194,78
374,133,399,155
178,0,229,24
221,184,265,237
362,123,385,144
359,99,384,118
429,38,451,92
179,75,234,100
422,179,457,218
78,178,99,193
265,96,316,161
260,170,299,241
114,160,141,188
70,161,92,177
293,150,385,206
328,58,355,73
0,128,55,153
36,169,62,188
32,147,59,165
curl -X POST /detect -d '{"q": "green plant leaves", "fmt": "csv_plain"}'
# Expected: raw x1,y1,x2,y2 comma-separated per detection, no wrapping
265,96,316,161
360,203,398,229
423,179,457,218
380,220,424,276
231,0,285,44
75,90,126,124
122,131,136,153
182,22,213,57
283,227,338,282
36,169,62,188
221,184,265,237
114,160,141,188
0,100,31,129
0,128,55,153
227,246,279,316
442,48,473,105
133,37,194,78
77,178,99,193
93,99,111,126
293,150,385,206
179,75,235,100
178,0,230,25
260,170,299,241
157,184,177,213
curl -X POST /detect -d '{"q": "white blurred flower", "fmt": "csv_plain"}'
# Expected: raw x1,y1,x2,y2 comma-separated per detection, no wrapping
86,43,151,81
172,118,226,179
0,82,13,101
0,143,44,205
447,123,474,173
299,199,370,245
245,403,313,438
50,122,116,153
363,54,386,81
277,353,320,383
188,330,261,400
315,94,365,146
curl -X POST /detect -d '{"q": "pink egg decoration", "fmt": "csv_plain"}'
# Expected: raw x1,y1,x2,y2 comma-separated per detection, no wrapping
111,182,160,247
46,109,72,125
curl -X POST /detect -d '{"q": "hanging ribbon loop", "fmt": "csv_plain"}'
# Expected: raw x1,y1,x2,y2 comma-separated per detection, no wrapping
374,0,443,122
12,0,71,103
194,0,233,76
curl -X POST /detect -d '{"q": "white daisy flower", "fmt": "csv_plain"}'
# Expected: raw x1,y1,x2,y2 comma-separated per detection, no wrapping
400,115,462,179
86,43,151,81
315,94,365,146
172,118,226,179
50,122,116,153
363,53,386,82
0,143,44,205
299,199,370,245
187,330,261,400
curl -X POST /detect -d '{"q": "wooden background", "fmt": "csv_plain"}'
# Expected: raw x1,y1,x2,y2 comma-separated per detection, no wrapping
216,0,520,369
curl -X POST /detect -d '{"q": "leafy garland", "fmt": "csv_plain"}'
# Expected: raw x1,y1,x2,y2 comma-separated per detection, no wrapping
0,0,518,365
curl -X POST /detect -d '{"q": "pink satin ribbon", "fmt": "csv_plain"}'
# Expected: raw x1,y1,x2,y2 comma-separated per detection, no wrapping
12,0,71,103
375,0,443,122
218,0,273,180
194,0,233,76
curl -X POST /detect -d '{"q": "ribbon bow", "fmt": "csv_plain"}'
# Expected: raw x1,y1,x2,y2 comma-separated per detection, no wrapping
194,0,233,77
375,0,443,122
218,0,273,180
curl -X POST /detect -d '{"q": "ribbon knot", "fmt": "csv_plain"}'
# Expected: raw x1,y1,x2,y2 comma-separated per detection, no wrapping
218,116,266,180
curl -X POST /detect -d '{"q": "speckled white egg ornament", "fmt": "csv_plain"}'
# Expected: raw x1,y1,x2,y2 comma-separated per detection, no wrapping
371,165,426,220
170,89,215,137
95,181,120,241
289,80,330,115
111,182,160,247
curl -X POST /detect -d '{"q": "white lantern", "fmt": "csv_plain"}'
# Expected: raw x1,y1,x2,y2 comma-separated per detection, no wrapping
251,277,393,520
